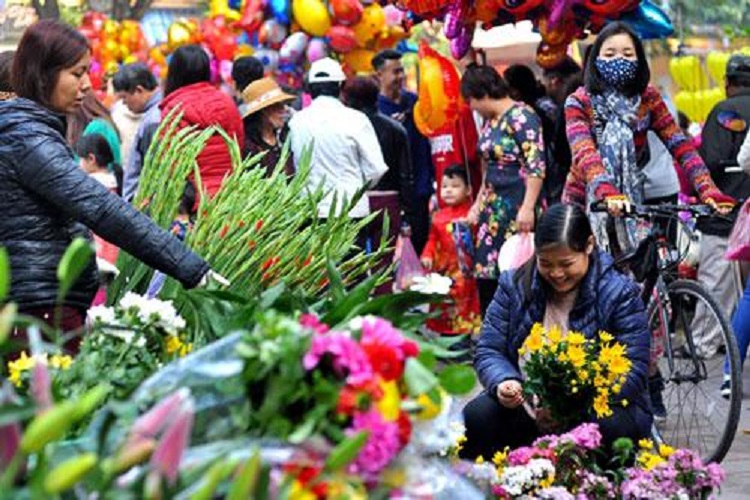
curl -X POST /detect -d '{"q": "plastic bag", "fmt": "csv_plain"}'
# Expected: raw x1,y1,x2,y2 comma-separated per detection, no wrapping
726,199,750,261
498,233,535,272
394,235,426,291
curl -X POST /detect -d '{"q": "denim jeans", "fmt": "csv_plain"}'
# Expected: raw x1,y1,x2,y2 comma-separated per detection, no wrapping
726,278,750,375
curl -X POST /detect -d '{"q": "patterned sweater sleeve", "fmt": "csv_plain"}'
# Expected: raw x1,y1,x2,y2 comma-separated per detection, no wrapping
565,90,620,199
646,86,722,202
512,106,546,179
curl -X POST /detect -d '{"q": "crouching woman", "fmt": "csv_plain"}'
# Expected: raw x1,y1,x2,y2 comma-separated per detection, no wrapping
460,204,653,460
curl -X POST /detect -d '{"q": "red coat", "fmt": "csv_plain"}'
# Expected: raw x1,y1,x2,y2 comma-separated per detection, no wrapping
421,201,481,335
160,82,244,207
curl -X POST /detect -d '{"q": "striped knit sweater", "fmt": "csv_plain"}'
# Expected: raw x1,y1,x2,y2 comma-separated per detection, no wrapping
562,85,722,206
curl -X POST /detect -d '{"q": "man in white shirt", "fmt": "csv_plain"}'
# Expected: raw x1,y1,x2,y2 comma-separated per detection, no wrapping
289,58,388,221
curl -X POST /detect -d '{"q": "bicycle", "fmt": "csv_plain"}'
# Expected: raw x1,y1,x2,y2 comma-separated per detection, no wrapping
590,202,742,463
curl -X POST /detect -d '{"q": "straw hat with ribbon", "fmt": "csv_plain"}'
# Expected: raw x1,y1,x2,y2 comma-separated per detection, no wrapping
242,77,295,118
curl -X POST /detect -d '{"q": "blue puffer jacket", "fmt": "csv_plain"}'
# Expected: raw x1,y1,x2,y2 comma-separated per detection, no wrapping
475,250,652,433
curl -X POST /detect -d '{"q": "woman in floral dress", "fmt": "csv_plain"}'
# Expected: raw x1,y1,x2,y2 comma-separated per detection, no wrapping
460,64,546,315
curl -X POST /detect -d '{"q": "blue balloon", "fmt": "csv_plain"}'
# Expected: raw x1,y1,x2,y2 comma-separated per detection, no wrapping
619,0,674,40
269,0,290,25
397,40,418,54
228,0,242,10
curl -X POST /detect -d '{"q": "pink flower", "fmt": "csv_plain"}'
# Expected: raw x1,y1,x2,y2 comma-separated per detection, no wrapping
303,332,374,386
566,423,602,450
346,410,401,480
130,389,189,443
30,363,52,413
150,396,194,486
299,314,330,335
507,446,555,466
360,317,419,360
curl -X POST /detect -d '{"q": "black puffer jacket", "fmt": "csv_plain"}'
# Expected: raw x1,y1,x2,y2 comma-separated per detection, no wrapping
0,98,209,310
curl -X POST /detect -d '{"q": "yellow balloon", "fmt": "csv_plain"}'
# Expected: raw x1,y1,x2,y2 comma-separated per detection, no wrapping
168,22,194,51
235,44,254,58
707,52,729,85
351,4,386,47
343,48,375,74
293,0,331,37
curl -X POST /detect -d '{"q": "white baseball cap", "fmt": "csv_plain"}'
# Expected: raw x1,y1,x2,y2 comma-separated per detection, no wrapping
308,57,346,83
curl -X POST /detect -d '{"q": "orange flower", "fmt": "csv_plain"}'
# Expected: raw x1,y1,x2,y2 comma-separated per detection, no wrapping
255,219,264,231
219,225,229,238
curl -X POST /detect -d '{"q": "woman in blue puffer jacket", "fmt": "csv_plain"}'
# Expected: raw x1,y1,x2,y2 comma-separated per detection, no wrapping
460,204,653,460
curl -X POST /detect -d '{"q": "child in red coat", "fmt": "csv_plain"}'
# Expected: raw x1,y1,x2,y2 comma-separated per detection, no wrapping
420,166,481,336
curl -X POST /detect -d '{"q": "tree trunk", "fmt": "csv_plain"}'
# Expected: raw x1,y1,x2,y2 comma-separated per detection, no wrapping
30,0,60,20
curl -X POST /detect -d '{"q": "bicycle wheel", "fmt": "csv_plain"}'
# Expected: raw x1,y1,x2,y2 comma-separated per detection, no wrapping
647,279,742,463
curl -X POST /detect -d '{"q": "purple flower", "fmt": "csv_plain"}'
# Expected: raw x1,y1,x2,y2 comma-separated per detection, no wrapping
303,332,374,386
346,410,401,481
566,423,602,450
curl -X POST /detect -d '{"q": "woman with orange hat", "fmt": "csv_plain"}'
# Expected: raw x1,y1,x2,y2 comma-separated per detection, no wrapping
242,77,296,177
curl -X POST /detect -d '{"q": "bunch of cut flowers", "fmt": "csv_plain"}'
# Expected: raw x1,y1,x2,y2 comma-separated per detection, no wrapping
457,423,725,499
55,292,193,411
519,323,632,430
237,311,475,490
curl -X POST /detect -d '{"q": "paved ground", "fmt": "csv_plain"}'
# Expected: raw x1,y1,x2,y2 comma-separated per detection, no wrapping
717,368,750,499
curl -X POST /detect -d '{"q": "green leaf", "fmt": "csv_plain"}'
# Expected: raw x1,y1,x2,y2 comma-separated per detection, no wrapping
288,413,318,444
56,238,94,302
0,401,35,427
324,431,369,472
438,365,477,395
417,349,438,370
227,451,261,500
404,358,439,397
0,247,9,302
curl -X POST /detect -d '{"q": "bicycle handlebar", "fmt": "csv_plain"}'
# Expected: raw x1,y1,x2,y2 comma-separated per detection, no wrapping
588,201,714,218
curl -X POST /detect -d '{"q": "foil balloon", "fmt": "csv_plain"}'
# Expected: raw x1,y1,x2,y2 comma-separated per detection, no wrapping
383,5,405,27
259,19,288,47
497,0,544,20
254,48,280,72
414,41,462,136
536,42,568,69
618,0,674,40
327,25,359,53
352,4,386,46
375,25,409,51
405,0,452,17
330,0,364,26
280,31,310,64
306,37,328,62
449,27,472,60
293,0,332,37
342,48,375,74
269,0,290,24
579,0,635,16
237,0,264,34
167,20,197,51
213,31,238,60
443,1,463,39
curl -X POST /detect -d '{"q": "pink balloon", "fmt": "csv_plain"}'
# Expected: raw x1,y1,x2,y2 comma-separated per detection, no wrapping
383,5,405,27
306,38,328,63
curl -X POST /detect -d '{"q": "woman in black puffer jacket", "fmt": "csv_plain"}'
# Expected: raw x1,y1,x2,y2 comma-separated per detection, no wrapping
0,20,211,334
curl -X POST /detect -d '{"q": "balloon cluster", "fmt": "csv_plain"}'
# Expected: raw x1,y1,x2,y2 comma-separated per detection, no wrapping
80,0,414,91
78,12,148,90
398,0,673,65
671,49,750,123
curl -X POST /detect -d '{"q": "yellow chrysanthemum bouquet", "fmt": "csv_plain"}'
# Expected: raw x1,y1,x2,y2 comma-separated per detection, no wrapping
519,323,632,430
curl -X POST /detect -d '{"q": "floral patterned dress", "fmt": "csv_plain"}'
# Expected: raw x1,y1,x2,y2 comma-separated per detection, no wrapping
475,103,545,279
